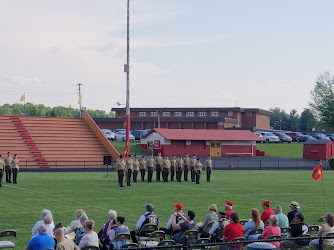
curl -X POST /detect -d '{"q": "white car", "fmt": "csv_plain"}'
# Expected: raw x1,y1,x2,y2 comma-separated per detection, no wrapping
101,129,115,141
115,131,135,141
254,132,279,143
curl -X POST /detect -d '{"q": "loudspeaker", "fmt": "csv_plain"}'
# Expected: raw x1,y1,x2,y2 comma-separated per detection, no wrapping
103,156,112,165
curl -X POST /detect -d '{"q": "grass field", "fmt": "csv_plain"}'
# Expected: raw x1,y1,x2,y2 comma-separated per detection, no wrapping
111,141,147,155
256,143,303,158
1,170,332,249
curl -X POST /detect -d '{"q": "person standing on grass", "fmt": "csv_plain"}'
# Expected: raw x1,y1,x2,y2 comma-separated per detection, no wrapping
176,155,183,182
195,158,202,184
190,154,197,182
133,155,139,183
183,153,190,181
155,152,163,181
139,156,147,182
125,155,133,186
147,154,154,182
0,155,4,187
12,154,19,184
4,151,12,183
116,156,125,187
170,155,176,181
205,155,212,182
163,155,171,182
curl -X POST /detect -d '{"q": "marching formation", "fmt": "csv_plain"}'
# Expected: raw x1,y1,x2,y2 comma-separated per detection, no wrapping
0,151,19,186
115,153,213,187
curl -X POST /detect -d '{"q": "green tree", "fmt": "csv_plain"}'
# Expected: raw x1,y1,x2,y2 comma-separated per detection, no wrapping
269,107,289,130
287,109,300,131
310,71,334,129
299,109,317,132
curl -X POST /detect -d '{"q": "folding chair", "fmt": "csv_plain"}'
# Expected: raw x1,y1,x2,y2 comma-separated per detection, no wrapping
267,235,282,240
191,238,210,249
81,246,99,250
113,233,131,241
323,232,334,249
180,230,198,245
0,230,16,250
248,228,263,236
239,219,248,226
157,239,175,247
135,223,158,242
120,243,138,248
280,227,291,238
203,221,214,233
308,225,320,236
295,233,311,249
140,230,165,247
228,237,246,250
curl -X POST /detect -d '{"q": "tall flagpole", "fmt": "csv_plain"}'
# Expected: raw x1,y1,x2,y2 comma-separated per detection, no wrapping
320,163,327,214
124,0,130,156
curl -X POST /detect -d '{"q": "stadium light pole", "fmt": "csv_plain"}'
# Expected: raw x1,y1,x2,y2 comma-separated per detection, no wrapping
124,0,130,156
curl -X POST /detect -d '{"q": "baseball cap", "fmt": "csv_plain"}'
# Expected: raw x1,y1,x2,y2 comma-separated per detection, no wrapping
173,203,183,210
290,201,300,209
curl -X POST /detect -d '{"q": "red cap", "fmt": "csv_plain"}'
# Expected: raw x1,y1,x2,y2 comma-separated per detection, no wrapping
173,203,183,210
225,201,233,206
262,201,270,205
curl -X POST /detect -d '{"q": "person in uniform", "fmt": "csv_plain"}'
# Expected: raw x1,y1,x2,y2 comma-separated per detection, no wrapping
116,156,125,187
0,155,4,187
147,154,154,182
194,158,202,184
126,155,134,186
155,152,163,181
140,156,147,182
170,155,176,182
190,155,197,182
176,155,183,182
205,155,212,182
4,151,12,183
183,153,190,181
163,155,171,182
12,154,19,184
133,155,139,183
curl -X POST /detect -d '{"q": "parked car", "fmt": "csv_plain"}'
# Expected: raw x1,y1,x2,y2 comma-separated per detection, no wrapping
115,131,135,141
255,133,264,143
254,132,280,143
273,132,292,143
325,134,334,142
296,135,316,143
131,130,149,140
285,132,303,142
101,129,115,141
308,133,330,140
114,129,126,133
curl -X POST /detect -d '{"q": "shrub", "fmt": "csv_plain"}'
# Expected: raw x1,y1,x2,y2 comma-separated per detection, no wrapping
328,157,334,170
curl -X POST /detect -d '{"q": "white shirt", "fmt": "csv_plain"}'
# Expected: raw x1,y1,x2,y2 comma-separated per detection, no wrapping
78,232,99,249
65,219,82,234
31,220,55,236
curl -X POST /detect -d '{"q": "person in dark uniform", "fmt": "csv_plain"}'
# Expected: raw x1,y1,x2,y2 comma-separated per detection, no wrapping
195,158,202,184
4,152,12,183
0,155,4,187
183,153,190,181
140,156,147,182
147,154,154,183
155,152,163,181
170,155,176,182
12,154,19,184
126,155,133,186
205,155,212,182
116,156,125,187
133,155,139,183
176,155,183,182
190,155,197,182
163,155,171,182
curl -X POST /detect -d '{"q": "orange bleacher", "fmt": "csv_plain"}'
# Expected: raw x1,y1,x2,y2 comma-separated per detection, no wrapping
0,114,119,169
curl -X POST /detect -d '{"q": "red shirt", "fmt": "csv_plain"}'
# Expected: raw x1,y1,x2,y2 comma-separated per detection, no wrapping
262,225,281,248
223,223,245,248
226,209,235,220
261,207,275,223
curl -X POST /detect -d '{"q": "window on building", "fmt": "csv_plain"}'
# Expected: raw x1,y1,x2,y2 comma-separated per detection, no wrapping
186,112,194,117
228,111,233,116
260,115,267,118
174,112,182,116
162,112,170,116
151,112,158,116
211,111,219,116
246,112,252,116
211,143,215,148
198,112,207,116
139,112,146,116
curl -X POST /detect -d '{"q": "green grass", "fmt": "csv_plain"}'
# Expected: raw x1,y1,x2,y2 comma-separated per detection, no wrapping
1,170,332,249
111,141,147,155
256,143,303,158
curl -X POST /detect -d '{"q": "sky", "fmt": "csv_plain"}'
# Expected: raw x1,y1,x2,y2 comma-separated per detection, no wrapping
1,0,334,115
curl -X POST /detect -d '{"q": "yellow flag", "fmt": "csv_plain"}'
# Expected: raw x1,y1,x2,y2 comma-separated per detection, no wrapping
78,96,81,104
20,93,25,101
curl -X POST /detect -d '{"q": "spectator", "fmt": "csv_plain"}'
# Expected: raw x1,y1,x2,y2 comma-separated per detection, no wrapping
100,209,117,250
311,212,334,249
280,212,309,250
54,227,80,250
198,204,218,234
260,201,275,224
65,209,86,235
243,208,264,240
31,209,55,237
74,214,89,240
160,203,185,236
274,205,289,231
172,210,196,244
287,201,300,224
108,216,130,249
209,211,229,242
25,224,55,250
78,220,99,249
224,201,235,220
221,212,244,250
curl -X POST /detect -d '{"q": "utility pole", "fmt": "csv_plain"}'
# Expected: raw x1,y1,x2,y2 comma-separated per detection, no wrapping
76,83,83,117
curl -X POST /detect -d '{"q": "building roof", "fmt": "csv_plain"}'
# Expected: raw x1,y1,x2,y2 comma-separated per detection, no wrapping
304,139,332,145
143,128,263,141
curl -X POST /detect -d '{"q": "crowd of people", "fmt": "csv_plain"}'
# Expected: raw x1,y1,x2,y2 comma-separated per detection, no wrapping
23,200,334,250
115,152,213,187
0,151,19,186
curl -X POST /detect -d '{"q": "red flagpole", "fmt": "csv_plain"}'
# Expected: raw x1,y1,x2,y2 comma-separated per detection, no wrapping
321,164,327,214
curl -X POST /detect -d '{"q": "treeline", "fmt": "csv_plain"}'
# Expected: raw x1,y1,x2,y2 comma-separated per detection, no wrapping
0,103,115,118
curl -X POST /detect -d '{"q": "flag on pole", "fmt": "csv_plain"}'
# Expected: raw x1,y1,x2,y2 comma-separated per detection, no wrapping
78,96,81,104
312,165,323,181
20,93,25,102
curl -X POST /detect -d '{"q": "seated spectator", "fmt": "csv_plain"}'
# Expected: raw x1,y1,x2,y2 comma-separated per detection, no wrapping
130,204,159,243
287,201,300,224
260,201,275,224
274,205,289,233
221,212,244,250
31,209,55,237
243,208,264,240
224,201,235,220
78,220,99,249
209,211,229,242
172,210,196,244
108,216,130,249
100,209,117,250
247,215,281,250
198,204,218,235
160,203,185,236
311,212,334,249
280,212,309,250
25,224,55,250
65,209,86,235
54,227,80,250
74,214,88,241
